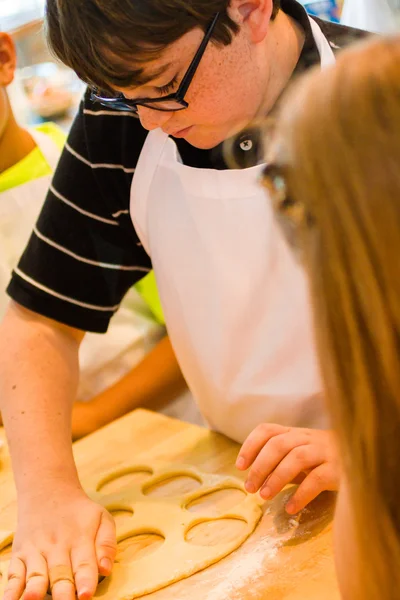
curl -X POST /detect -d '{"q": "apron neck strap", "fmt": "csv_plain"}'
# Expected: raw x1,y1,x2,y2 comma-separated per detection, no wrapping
308,16,336,67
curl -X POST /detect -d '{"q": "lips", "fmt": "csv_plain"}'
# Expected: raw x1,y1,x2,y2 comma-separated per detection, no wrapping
166,125,193,138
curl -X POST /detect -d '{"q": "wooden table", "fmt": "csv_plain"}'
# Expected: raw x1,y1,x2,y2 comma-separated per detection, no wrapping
0,409,340,599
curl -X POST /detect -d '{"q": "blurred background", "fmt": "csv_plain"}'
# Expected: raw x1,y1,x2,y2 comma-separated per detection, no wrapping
1,0,85,132
1,0,399,133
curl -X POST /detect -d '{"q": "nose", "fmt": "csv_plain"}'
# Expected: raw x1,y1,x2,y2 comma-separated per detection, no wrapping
137,106,173,131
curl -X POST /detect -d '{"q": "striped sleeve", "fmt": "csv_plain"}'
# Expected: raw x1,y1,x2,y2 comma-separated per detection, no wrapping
7,90,152,333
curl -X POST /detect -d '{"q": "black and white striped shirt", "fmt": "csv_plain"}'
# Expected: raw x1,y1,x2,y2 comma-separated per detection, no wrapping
7,2,367,333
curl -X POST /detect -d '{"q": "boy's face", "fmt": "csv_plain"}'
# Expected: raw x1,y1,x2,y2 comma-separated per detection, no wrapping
115,1,277,149
0,33,16,141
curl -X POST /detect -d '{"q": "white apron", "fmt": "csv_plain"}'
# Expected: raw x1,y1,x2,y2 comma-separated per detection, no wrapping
131,18,335,443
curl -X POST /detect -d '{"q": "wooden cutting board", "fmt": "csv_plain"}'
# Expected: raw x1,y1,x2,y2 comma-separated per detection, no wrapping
0,409,340,599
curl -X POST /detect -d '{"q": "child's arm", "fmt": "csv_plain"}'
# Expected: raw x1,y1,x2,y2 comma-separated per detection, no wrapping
0,302,116,600
71,335,187,439
236,424,340,514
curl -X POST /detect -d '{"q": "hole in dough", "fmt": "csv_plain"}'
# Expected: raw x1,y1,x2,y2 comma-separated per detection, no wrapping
116,532,165,562
0,543,12,561
185,517,248,546
97,468,153,494
186,487,246,515
143,474,202,498
108,507,134,527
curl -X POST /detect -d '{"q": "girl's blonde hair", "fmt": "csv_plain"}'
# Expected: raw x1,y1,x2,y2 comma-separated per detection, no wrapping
264,36,400,599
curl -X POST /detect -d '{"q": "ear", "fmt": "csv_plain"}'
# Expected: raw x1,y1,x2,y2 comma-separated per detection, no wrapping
228,0,274,43
0,33,17,87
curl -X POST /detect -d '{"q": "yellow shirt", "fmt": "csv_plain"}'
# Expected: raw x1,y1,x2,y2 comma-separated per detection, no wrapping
0,123,65,192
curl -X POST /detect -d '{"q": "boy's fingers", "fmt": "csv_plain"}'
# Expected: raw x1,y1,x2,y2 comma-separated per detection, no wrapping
285,463,339,514
95,512,117,577
47,552,75,600
259,445,319,500
4,555,26,600
236,424,289,470
51,579,76,600
22,552,49,600
71,543,99,600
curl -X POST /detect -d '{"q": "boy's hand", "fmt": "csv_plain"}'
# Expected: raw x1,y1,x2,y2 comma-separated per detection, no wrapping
236,424,340,514
4,486,116,600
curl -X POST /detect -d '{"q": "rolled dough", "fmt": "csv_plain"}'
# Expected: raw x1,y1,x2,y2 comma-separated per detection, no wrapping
89,461,263,599
0,463,263,600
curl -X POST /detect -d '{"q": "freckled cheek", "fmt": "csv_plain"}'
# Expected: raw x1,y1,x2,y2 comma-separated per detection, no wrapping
186,75,240,124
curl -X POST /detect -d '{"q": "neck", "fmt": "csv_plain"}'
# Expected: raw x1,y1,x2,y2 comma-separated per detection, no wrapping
259,9,306,116
0,99,36,174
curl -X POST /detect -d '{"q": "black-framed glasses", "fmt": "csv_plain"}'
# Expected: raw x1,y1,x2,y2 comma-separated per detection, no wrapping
91,12,220,113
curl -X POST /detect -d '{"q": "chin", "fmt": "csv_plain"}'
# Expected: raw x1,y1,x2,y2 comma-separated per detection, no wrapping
184,128,228,150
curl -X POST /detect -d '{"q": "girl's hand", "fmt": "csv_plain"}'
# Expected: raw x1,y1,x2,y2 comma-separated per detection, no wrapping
236,424,341,514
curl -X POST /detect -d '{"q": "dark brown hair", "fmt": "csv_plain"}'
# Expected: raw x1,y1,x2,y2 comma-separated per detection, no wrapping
46,0,280,94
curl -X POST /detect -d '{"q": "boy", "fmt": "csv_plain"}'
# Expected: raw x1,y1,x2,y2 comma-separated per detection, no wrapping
0,2,367,599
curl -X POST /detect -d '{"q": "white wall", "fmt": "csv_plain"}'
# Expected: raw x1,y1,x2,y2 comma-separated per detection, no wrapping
0,0,45,31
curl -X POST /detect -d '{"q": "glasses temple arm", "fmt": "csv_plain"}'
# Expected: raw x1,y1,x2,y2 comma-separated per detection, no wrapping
176,12,220,99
